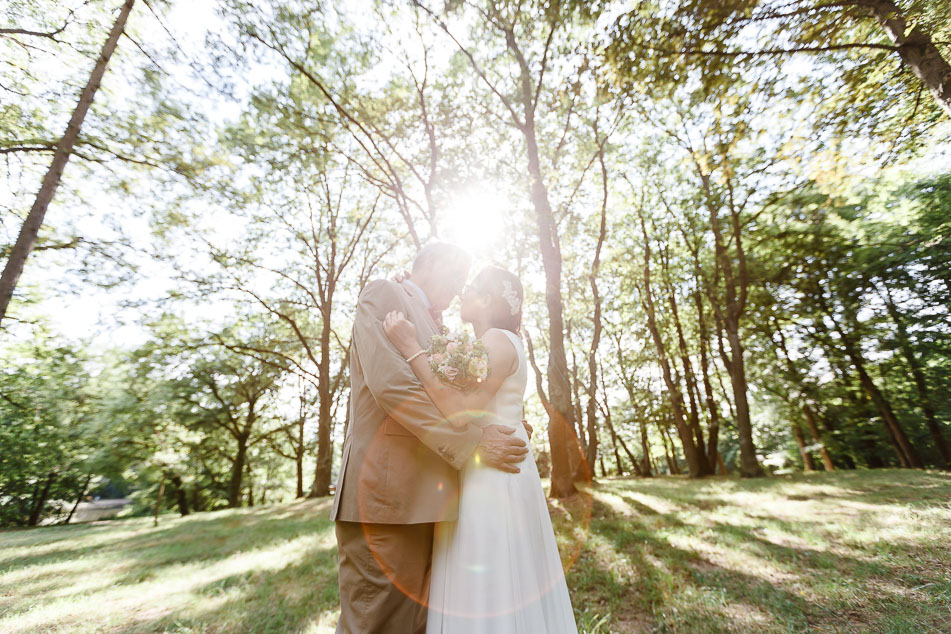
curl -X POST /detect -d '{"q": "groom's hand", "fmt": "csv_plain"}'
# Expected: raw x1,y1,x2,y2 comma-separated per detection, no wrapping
477,425,529,473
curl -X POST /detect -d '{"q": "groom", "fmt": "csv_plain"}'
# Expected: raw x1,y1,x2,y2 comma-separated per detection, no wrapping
331,242,529,634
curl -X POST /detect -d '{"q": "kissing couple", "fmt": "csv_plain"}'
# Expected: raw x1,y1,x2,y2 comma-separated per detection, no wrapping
331,242,577,633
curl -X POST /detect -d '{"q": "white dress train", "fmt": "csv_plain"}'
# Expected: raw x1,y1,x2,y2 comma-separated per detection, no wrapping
426,329,578,633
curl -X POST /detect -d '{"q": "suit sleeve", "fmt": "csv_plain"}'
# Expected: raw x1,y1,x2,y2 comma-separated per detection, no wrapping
353,280,483,470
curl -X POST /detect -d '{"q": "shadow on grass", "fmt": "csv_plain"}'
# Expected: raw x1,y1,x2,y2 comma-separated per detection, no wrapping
564,470,951,632
121,540,340,633
0,497,340,631
0,498,333,573
5,470,950,633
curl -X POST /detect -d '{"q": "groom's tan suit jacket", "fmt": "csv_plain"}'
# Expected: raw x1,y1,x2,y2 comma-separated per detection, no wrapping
330,279,483,524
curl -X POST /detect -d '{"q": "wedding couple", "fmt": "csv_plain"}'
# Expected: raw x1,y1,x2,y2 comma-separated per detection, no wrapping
330,242,577,633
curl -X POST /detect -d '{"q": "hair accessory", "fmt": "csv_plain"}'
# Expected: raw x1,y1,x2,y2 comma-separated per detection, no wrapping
501,280,521,316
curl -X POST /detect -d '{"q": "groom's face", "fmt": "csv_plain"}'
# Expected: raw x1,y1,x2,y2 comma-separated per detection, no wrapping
428,264,470,312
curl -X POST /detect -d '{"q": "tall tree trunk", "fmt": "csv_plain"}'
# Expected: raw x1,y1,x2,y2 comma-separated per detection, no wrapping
0,0,136,325
228,440,248,508
609,425,625,475
65,473,92,525
860,0,951,116
246,463,254,508
525,131,577,497
666,281,711,473
310,304,335,497
843,333,920,467
153,472,166,527
597,365,640,476
599,386,628,475
506,33,577,497
879,282,950,468
635,209,704,477
583,126,610,483
724,324,763,477
28,472,56,526
168,473,191,516
820,291,924,468
296,451,305,499
639,418,654,476
660,424,681,474
771,316,837,472
693,281,722,467
802,405,836,472
698,168,763,478
717,452,729,475
616,429,642,476
569,343,590,479
792,421,816,471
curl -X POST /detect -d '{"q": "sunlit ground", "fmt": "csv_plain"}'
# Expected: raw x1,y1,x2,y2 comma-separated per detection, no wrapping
2,470,949,633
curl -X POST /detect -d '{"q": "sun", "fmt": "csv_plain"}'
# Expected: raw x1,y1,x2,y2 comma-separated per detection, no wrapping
440,184,510,256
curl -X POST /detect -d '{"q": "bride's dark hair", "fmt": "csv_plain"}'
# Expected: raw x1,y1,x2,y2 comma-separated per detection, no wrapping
469,265,523,333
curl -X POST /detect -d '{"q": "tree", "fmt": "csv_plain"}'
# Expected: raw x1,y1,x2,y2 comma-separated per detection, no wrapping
0,0,136,325
414,0,608,497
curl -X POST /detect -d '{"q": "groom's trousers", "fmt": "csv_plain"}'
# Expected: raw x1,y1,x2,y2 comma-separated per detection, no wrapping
335,520,434,634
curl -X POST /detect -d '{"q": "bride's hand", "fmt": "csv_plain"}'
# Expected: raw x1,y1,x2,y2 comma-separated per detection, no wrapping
382,311,421,358
391,269,411,283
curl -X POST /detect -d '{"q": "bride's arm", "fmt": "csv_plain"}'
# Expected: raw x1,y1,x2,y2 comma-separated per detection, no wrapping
382,312,517,423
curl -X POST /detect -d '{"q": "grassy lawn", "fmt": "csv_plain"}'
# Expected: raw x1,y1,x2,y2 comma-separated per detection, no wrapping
1,469,949,633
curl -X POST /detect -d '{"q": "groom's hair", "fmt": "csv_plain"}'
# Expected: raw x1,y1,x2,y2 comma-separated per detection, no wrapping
411,241,471,276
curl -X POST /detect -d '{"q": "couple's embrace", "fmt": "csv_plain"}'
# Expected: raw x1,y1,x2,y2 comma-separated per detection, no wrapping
330,243,577,633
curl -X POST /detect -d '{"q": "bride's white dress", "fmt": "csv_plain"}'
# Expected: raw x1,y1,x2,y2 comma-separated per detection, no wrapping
426,329,578,633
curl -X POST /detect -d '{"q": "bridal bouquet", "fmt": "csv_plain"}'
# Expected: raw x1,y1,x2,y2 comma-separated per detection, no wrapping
427,329,489,390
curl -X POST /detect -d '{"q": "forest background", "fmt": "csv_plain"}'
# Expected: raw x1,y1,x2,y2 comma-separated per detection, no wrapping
2,0,950,530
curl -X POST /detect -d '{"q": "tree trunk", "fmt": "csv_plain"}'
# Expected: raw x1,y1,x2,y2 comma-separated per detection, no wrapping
153,472,166,527
661,424,681,474
28,472,56,526
692,280,722,467
168,473,190,516
861,0,951,116
0,0,135,325
880,282,950,468
296,451,305,498
725,325,764,477
667,285,711,473
826,303,923,469
503,32,577,497
310,304,335,497
569,345,590,481
770,316,837,472
802,405,836,472
635,210,704,477
716,452,729,475
639,418,654,476
603,402,627,475
616,423,643,476
65,473,92,525
792,421,816,472
698,167,763,478
583,128,610,483
228,440,248,507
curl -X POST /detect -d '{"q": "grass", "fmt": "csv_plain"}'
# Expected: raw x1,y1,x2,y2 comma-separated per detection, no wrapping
1,469,949,633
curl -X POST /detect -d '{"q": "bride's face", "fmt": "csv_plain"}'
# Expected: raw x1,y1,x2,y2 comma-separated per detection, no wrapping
459,282,490,324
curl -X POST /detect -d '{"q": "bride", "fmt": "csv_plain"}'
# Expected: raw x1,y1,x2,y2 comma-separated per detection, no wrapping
383,265,577,634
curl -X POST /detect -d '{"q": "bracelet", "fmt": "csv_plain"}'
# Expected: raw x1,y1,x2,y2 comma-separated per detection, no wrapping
406,349,426,363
